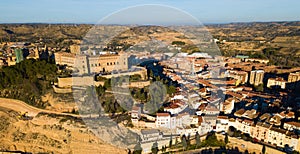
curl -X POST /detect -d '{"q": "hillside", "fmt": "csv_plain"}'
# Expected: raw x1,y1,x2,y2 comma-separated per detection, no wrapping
1,21,300,66
207,22,300,66
0,99,127,153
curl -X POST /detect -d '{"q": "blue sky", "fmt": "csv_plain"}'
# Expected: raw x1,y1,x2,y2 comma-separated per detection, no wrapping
1,0,299,24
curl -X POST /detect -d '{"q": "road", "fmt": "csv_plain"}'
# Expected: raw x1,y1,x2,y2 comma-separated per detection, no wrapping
0,97,125,119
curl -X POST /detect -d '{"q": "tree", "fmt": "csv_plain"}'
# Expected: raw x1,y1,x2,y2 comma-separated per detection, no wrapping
133,142,142,154
149,70,154,78
204,131,225,147
167,85,176,95
187,134,191,147
151,141,159,154
0,59,57,108
228,126,236,137
127,148,131,154
233,130,242,138
244,149,249,154
172,41,185,46
155,76,161,81
182,135,187,151
195,131,201,148
95,85,106,97
206,132,218,141
292,150,300,154
103,78,111,89
262,145,266,154
169,135,173,148
241,133,250,141
255,84,264,92
224,134,229,145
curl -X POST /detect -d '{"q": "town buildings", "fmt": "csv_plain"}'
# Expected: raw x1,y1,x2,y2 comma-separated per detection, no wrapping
288,72,300,83
249,70,264,86
164,99,188,115
288,72,300,89
126,51,300,152
131,106,142,123
216,116,230,132
156,113,175,129
268,126,288,147
267,77,287,89
224,70,249,84
284,122,300,133
245,58,270,64
253,122,270,142
0,43,40,66
220,97,235,114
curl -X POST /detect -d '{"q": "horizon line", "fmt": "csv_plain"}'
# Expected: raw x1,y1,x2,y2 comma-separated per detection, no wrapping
0,20,299,26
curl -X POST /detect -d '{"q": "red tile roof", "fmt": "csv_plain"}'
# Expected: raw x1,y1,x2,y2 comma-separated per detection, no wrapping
156,113,170,117
198,116,203,125
226,91,243,99
243,119,254,125
217,116,228,119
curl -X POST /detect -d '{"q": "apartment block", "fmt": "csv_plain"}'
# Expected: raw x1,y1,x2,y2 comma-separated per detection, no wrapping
249,70,264,86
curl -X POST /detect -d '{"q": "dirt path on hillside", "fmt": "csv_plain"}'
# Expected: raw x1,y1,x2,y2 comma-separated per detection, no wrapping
0,97,117,119
0,98,81,117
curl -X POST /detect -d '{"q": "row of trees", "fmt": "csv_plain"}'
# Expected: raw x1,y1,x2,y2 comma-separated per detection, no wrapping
228,126,252,141
131,131,227,154
131,129,299,154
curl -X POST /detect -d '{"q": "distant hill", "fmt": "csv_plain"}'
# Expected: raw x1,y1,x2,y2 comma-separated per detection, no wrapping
206,21,300,66
1,21,300,66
